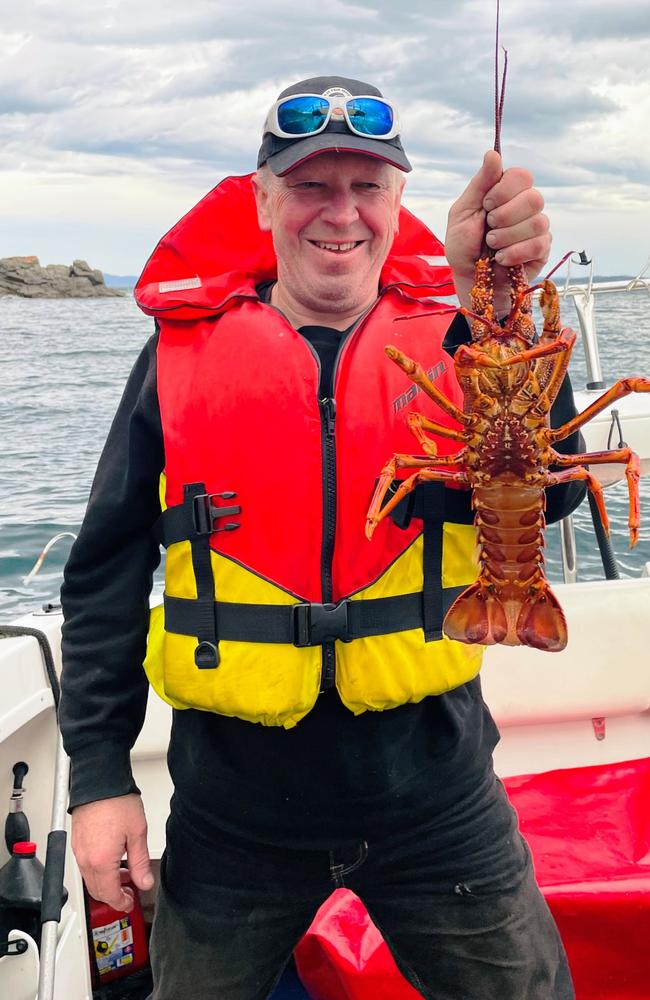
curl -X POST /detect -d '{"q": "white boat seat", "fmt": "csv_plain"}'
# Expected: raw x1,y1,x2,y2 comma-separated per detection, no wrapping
482,577,650,727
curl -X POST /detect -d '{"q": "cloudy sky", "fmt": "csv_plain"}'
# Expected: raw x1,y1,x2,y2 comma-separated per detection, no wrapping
2,0,649,276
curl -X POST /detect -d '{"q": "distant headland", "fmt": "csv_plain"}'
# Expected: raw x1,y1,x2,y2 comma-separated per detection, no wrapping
0,256,126,297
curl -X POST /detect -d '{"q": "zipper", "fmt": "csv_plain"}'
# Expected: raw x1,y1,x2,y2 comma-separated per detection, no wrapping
319,396,337,602
298,293,393,691
319,396,337,690
314,297,386,691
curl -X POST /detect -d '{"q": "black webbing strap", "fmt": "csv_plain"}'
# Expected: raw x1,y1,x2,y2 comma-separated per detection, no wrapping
386,481,474,642
154,492,241,547
153,502,194,547
183,482,219,668
417,483,446,642
387,480,474,529
163,586,466,647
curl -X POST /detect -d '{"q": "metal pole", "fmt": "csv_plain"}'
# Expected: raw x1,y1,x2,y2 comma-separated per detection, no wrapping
572,291,605,390
37,731,70,1000
559,515,578,584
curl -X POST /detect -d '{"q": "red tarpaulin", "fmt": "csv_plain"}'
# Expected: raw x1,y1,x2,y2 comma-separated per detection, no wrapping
294,758,650,999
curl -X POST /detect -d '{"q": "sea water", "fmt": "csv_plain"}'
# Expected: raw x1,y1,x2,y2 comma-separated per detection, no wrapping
1,289,649,619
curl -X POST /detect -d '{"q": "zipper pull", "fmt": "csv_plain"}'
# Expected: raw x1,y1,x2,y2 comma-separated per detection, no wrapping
322,398,337,436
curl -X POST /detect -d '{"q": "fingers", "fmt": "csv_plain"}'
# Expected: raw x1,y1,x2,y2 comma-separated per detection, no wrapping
483,172,550,273
71,794,152,912
449,150,503,219
486,186,544,229
486,215,551,269
84,858,135,912
126,826,155,893
446,151,551,299
483,166,536,213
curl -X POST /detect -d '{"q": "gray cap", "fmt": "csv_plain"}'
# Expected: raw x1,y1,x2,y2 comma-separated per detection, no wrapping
257,75,412,175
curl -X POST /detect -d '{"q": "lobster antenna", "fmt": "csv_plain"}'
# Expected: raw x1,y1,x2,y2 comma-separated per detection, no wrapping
523,250,578,295
493,0,508,155
483,0,508,258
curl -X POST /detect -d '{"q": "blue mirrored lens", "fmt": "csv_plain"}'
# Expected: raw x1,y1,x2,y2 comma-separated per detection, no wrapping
346,98,393,136
277,96,330,135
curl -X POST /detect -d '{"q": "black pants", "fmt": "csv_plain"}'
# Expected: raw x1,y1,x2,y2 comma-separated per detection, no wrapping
148,779,574,1000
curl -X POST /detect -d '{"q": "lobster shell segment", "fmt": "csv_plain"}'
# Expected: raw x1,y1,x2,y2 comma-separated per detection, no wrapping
444,481,568,652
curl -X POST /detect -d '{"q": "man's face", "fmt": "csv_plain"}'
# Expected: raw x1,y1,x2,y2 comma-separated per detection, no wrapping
253,152,404,321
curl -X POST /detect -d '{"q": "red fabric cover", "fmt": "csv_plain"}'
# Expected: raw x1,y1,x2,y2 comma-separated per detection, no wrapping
294,888,421,1000
294,758,650,999
508,757,650,1000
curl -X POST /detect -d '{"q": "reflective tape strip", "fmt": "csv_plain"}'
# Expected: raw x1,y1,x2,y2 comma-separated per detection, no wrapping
158,277,202,293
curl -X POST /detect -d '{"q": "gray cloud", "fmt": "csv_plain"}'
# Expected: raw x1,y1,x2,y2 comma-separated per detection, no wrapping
2,0,649,273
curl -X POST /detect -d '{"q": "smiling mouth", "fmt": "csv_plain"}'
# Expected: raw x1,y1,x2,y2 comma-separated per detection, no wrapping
308,240,364,254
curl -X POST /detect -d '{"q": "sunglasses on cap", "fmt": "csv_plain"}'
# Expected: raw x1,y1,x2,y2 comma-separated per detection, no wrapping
263,94,401,141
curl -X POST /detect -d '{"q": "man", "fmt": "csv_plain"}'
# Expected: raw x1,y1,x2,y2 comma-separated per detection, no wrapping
60,76,582,999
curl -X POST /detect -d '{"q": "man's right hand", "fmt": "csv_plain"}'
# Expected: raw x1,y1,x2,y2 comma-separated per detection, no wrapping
71,793,154,911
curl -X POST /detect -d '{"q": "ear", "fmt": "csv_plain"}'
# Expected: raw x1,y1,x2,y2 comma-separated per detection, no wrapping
393,173,406,234
252,172,272,232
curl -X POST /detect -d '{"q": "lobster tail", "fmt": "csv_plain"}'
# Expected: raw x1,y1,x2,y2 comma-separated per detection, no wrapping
444,579,568,652
516,583,568,652
443,583,507,646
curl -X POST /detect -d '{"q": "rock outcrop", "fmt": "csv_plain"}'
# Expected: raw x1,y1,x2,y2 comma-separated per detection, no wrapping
0,256,126,297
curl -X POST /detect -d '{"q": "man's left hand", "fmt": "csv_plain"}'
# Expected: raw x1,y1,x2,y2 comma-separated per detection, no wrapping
445,150,551,314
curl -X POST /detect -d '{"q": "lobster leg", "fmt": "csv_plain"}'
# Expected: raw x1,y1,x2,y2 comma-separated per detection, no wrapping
538,280,562,340
524,280,576,409
385,346,472,424
526,331,576,417
501,327,575,366
543,463,610,536
407,412,466,455
549,378,650,444
548,448,642,546
366,462,470,539
454,343,501,369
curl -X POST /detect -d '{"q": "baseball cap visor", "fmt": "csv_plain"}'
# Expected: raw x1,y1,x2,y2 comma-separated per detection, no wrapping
264,131,412,175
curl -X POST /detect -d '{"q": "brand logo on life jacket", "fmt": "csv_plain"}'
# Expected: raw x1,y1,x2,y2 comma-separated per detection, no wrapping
392,361,446,413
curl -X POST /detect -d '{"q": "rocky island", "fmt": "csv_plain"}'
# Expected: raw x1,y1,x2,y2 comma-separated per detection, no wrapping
0,256,125,297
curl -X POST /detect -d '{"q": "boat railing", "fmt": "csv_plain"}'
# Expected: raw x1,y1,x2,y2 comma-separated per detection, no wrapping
538,251,650,390
550,253,650,584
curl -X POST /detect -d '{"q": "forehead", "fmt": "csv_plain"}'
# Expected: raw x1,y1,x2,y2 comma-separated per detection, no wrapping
282,152,397,183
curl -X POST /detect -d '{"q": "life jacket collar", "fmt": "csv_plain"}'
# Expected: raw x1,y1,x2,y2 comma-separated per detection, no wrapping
134,173,455,321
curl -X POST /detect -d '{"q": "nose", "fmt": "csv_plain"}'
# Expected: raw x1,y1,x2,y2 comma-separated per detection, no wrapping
320,189,359,228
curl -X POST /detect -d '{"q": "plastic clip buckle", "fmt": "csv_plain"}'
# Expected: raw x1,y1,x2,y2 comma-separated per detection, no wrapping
292,601,350,647
192,492,241,535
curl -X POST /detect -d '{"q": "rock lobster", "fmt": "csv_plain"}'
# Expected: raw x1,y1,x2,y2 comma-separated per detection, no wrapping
366,257,650,652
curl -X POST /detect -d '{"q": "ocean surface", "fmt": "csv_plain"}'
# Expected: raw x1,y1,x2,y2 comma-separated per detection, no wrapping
2,287,649,620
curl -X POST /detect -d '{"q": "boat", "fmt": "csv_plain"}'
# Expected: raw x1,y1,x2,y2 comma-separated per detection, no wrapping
1,259,649,999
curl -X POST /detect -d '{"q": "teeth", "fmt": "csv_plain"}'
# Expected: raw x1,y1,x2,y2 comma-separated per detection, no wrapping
314,241,359,252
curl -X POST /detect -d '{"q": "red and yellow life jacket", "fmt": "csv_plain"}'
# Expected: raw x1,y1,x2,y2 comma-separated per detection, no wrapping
135,174,482,728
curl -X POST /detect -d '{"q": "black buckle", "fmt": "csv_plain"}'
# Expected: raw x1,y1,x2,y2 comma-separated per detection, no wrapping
192,492,241,535
292,601,350,647
194,641,220,669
